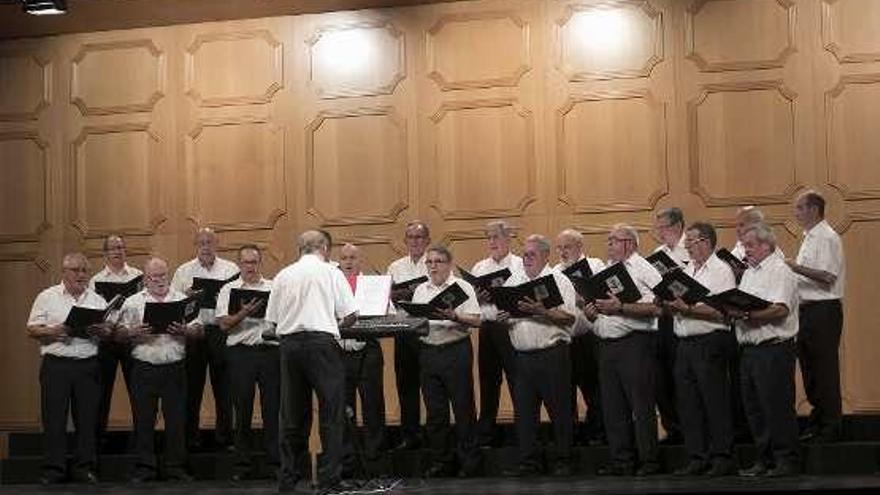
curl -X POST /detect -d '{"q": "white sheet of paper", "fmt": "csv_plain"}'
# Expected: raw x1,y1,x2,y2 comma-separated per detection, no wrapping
355,275,392,317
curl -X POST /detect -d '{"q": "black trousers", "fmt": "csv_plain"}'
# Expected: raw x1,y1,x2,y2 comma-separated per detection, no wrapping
420,338,480,472
130,359,187,476
228,344,281,475
393,333,422,442
740,340,800,468
798,300,844,434
656,314,681,439
96,340,134,438
570,332,604,441
279,332,345,488
342,340,386,467
477,321,518,443
725,327,750,441
40,355,100,477
185,324,231,445
514,343,572,470
675,331,734,463
598,332,658,469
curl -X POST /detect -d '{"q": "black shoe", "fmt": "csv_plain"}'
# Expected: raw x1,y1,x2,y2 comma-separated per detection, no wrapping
551,463,572,477
502,464,541,478
597,463,634,476
673,460,708,477
165,469,194,482
40,471,67,486
765,463,800,478
129,471,157,484
423,463,456,478
706,459,738,477
392,436,421,451
72,469,99,484
738,463,768,477
636,463,661,477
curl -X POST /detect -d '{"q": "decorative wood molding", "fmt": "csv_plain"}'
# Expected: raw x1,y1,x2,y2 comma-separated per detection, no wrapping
0,131,51,244
71,39,165,116
306,20,405,99
555,0,663,81
428,97,537,220
556,89,669,213
688,80,801,207
185,30,283,107
70,122,166,239
825,73,880,201
570,222,654,236
686,0,796,72
304,106,409,226
822,0,880,65
436,227,521,248
0,52,51,122
426,11,531,91
186,115,287,232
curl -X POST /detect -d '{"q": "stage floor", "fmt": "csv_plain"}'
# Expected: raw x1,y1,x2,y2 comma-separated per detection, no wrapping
2,475,880,495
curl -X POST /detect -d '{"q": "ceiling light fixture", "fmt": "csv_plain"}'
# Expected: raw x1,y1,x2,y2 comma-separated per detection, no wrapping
22,0,67,16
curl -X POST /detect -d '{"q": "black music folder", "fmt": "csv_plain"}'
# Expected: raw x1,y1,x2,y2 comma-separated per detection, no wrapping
397,282,470,318
64,295,122,338
490,274,564,318
651,270,710,306
143,296,201,334
575,263,642,304
94,275,143,302
716,248,747,272
192,273,240,309
706,288,771,312
646,250,681,275
391,276,428,302
457,266,512,291
562,258,595,281
228,288,270,319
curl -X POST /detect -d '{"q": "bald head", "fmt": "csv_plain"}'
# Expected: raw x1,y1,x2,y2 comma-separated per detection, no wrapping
736,206,765,241
298,230,328,257
338,243,362,277
61,252,90,296
556,228,584,267
195,227,218,263
143,256,170,297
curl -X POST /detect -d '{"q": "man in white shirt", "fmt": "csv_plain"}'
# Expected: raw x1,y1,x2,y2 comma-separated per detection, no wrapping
652,207,688,445
266,231,358,493
119,257,203,483
787,190,846,443
583,224,663,477
215,244,279,481
554,229,606,446
660,222,737,477
385,220,430,450
729,223,800,478
89,234,143,444
171,227,239,450
27,253,112,485
411,246,482,478
473,219,524,448
337,243,386,473
499,234,577,476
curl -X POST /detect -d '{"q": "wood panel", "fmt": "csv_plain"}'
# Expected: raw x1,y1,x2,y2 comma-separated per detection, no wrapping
2,0,880,433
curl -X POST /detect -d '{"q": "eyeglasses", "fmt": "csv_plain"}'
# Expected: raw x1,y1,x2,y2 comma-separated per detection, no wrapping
684,237,708,246
425,258,449,265
607,237,631,244
63,266,88,273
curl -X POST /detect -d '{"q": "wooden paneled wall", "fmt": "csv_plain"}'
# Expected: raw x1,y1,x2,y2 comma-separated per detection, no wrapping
3,0,880,431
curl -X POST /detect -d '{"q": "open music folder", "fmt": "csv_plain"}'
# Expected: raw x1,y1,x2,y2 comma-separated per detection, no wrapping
457,266,512,292
561,258,595,281
705,288,771,313
94,275,143,303
143,296,201,334
192,273,240,309
397,282,469,318
63,294,123,338
571,263,642,304
390,275,428,302
490,274,564,318
228,288,271,319
651,269,710,306
646,250,681,275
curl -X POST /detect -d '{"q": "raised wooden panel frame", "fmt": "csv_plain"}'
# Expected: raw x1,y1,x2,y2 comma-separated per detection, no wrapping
825,73,880,201
822,0,880,65
71,39,165,116
0,52,51,122
185,30,283,107
426,11,531,91
686,0,796,72
0,131,50,243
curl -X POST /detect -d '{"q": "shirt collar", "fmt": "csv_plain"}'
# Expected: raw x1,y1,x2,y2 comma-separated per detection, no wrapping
428,273,455,290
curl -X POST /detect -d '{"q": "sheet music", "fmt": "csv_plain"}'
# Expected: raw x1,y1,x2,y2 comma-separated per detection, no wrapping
355,275,392,317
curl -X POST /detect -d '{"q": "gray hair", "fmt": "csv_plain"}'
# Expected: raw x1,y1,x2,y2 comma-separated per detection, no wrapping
62,252,89,269
657,207,685,228
524,234,551,255
426,245,453,263
557,228,583,243
486,219,514,238
736,205,765,225
611,223,640,248
298,230,328,255
744,222,777,247
405,220,430,238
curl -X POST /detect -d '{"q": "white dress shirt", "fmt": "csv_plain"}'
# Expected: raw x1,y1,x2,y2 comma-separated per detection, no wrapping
215,277,276,347
654,233,690,268
504,265,578,351
731,241,785,261
27,283,105,358
795,219,845,301
473,252,525,321
89,263,143,287
674,253,736,338
592,253,663,340
171,256,239,325
120,288,192,365
265,254,357,338
554,255,606,337
411,274,481,346
386,254,428,284
736,254,799,345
